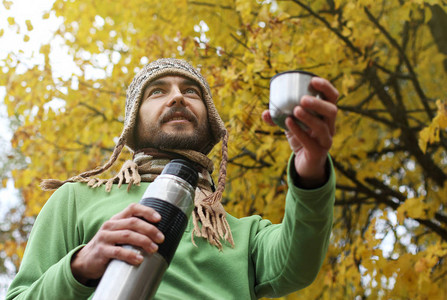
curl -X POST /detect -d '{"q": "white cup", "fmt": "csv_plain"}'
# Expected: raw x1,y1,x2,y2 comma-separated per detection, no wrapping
269,70,321,130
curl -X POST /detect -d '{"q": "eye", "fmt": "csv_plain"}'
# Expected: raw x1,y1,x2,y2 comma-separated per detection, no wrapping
185,88,197,94
184,87,201,98
148,88,163,96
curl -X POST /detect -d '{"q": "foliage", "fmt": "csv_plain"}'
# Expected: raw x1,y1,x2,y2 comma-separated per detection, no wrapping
1,0,447,298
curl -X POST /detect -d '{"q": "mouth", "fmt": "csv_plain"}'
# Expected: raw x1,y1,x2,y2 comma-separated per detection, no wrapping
161,110,196,125
166,116,190,122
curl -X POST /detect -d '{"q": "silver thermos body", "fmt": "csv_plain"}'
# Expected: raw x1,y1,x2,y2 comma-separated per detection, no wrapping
92,159,198,300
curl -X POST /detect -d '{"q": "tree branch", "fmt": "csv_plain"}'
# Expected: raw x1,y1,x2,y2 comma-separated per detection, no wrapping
78,102,122,124
228,147,272,169
337,104,396,128
364,66,447,186
332,157,447,241
364,7,434,120
188,1,233,10
290,0,363,56
414,218,447,240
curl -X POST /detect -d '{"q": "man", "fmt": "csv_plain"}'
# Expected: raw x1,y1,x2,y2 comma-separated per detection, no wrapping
6,58,338,299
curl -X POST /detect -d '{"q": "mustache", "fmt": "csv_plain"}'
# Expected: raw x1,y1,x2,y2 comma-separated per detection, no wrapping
159,107,198,125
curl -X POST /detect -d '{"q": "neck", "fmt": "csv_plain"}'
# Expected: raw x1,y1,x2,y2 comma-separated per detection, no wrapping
133,148,215,192
134,148,214,174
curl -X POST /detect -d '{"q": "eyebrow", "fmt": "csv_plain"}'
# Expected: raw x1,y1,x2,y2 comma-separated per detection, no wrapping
147,78,201,89
146,79,168,88
183,79,202,91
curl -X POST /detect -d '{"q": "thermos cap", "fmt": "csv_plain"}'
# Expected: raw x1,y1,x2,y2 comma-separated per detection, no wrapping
161,159,199,188
270,70,318,83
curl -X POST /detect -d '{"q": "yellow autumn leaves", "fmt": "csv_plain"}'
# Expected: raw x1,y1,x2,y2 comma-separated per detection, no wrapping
1,0,447,299
419,100,447,153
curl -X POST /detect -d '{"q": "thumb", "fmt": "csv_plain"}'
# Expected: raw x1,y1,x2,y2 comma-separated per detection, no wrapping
262,110,276,126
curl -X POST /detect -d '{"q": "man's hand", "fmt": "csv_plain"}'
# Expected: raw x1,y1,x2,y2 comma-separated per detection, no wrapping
70,203,164,285
262,76,338,188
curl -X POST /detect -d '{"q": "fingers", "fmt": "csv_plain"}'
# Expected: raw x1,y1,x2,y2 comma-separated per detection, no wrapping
293,108,332,149
96,228,160,257
286,89,338,152
307,77,338,137
261,110,276,126
311,77,339,104
111,203,161,223
71,203,166,283
105,203,164,251
87,236,146,267
285,115,329,155
94,205,165,259
101,219,164,252
104,244,145,266
299,96,338,136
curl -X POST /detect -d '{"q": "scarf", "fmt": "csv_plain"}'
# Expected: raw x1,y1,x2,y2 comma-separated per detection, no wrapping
82,148,234,250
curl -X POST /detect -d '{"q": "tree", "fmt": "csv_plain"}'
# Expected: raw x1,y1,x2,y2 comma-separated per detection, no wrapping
1,0,446,298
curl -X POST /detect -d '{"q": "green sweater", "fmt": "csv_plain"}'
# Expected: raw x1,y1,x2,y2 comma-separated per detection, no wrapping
7,158,335,299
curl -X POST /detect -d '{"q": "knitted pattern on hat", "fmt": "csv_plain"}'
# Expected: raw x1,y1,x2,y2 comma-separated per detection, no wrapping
41,58,233,249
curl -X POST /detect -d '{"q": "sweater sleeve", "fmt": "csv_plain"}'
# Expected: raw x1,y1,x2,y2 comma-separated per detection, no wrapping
6,184,95,300
252,155,335,298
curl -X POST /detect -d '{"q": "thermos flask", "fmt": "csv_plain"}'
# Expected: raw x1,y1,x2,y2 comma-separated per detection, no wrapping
92,159,198,300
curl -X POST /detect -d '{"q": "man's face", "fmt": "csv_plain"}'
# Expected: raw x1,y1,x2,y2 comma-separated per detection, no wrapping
134,75,212,152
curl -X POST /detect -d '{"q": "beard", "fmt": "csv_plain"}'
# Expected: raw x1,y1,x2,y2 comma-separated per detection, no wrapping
145,125,211,151
135,107,212,153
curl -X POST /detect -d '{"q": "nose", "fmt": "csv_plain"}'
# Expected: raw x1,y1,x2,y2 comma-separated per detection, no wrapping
167,88,185,107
